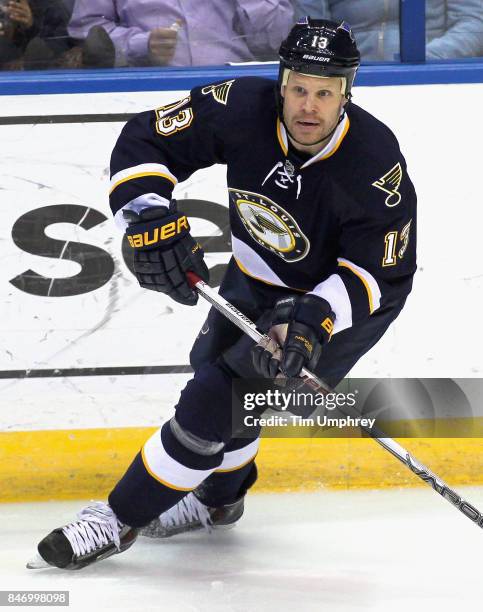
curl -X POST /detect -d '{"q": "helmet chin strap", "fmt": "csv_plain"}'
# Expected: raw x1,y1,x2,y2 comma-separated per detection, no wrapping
283,102,349,151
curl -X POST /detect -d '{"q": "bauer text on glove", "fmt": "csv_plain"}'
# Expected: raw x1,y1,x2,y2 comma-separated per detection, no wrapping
124,200,209,306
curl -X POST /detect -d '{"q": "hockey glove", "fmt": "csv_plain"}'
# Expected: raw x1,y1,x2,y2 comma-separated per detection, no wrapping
124,200,209,306
252,294,335,378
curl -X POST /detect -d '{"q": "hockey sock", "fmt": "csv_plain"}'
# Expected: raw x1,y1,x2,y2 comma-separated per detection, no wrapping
109,422,223,527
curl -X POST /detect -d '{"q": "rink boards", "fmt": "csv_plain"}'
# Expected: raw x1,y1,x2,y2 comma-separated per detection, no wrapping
2,428,483,502
1,83,482,502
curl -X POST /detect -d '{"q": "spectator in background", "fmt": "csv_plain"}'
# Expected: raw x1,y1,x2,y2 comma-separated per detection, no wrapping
295,1,482,61
0,0,36,68
67,0,295,67
0,0,75,70
425,0,482,59
292,0,329,22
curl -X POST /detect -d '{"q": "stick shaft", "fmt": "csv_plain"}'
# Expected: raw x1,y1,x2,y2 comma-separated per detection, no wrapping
187,272,483,529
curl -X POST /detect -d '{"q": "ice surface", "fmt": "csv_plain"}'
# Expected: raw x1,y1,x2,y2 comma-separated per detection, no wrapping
1,488,482,611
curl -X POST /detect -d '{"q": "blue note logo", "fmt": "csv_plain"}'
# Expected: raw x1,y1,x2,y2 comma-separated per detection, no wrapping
201,80,235,105
372,163,403,207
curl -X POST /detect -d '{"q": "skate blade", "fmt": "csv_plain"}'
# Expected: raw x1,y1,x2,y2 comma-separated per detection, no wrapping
212,522,237,531
26,553,50,570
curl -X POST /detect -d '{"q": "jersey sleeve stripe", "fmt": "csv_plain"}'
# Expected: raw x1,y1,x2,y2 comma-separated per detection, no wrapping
309,274,353,334
215,439,260,473
337,257,381,314
109,176,174,215
109,163,178,195
142,428,215,491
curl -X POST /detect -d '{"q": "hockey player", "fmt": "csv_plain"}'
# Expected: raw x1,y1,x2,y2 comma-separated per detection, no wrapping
29,18,416,570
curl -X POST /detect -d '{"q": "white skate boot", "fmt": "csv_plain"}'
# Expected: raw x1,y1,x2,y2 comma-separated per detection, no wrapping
27,501,137,570
139,492,245,538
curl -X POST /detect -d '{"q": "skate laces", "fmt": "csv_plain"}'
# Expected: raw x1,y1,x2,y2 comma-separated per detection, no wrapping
62,502,122,557
160,493,212,531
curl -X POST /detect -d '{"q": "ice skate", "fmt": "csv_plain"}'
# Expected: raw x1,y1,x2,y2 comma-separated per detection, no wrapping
27,502,137,570
139,492,245,538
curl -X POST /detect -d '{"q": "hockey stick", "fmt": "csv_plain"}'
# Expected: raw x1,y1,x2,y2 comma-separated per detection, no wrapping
186,271,483,530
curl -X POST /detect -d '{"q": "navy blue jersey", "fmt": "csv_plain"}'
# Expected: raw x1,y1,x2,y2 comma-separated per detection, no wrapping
110,77,416,335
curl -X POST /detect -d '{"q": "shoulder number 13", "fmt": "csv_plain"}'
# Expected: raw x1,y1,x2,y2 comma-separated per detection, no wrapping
383,220,412,267
155,97,193,136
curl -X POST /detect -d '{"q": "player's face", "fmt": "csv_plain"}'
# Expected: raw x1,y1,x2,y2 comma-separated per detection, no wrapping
282,73,346,154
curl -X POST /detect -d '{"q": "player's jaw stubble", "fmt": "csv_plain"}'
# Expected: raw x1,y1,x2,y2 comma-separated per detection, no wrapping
283,110,342,155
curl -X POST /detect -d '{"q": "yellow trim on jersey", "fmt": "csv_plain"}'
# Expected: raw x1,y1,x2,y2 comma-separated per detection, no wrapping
109,171,177,195
319,116,350,161
276,118,288,156
234,257,305,292
338,259,374,313
276,116,350,165
215,452,259,474
235,256,277,286
141,445,194,492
